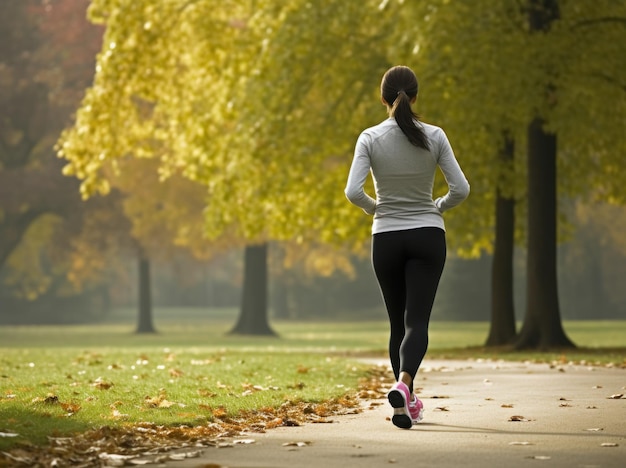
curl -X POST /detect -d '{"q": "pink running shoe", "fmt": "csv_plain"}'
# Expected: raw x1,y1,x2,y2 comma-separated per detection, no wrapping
387,382,412,429
409,395,424,424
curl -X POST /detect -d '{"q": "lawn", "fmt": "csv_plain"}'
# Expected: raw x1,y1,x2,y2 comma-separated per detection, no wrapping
0,310,624,458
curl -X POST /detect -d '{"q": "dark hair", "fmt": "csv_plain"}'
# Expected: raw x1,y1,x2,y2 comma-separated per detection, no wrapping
380,66,429,150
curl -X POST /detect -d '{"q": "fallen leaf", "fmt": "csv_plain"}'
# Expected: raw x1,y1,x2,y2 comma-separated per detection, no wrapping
92,378,114,390
282,441,311,447
233,439,255,445
44,395,59,404
111,409,129,419
169,368,184,378
60,402,81,414
600,442,618,447
167,449,203,459
128,459,151,465
509,415,531,422
99,452,135,465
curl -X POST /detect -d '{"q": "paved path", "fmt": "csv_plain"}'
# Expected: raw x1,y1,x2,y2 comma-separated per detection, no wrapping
167,359,625,468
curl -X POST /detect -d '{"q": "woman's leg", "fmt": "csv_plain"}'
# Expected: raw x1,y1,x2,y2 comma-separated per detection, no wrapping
371,231,407,384
400,227,446,382
372,228,446,394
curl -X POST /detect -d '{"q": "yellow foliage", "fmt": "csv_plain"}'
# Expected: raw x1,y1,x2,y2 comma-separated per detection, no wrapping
4,214,62,299
56,0,626,264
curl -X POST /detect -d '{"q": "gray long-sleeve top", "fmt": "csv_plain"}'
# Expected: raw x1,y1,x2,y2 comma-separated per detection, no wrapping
345,118,469,234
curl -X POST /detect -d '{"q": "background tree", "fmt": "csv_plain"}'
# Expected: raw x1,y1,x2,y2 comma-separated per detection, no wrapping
388,0,530,344
0,0,111,320
516,0,626,348
392,0,626,348
58,0,402,334
57,0,625,340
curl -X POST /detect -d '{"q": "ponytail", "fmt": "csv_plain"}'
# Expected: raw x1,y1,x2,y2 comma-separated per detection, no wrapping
381,66,430,151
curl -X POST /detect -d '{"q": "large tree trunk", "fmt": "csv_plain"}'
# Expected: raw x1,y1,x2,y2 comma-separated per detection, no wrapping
516,118,574,349
136,252,156,334
516,0,574,349
230,243,276,335
486,137,517,346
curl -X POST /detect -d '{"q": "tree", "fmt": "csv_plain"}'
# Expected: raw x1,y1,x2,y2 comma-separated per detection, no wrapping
136,249,155,333
515,0,626,348
229,244,274,335
393,0,626,349
486,136,517,345
57,0,401,334
0,0,111,314
390,0,530,346
111,157,233,334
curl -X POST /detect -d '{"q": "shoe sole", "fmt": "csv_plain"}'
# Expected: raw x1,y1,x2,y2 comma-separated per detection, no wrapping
388,389,412,429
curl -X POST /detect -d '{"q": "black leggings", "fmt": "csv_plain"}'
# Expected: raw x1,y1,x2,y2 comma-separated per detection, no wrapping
372,227,446,394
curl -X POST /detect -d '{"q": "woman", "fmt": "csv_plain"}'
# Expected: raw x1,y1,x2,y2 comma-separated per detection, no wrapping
345,65,469,429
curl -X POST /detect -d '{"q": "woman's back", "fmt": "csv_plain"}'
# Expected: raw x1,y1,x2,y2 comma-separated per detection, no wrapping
348,118,467,234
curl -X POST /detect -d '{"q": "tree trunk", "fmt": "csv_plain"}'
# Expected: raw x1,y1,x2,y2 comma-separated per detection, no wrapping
516,0,574,349
486,137,517,346
515,118,574,349
136,253,156,334
230,243,277,335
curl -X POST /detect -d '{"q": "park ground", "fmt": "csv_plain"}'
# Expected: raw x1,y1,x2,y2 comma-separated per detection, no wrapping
0,315,624,466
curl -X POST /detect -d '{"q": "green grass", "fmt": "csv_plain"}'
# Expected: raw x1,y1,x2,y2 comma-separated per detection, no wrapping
0,348,368,450
1,312,624,451
1,314,624,351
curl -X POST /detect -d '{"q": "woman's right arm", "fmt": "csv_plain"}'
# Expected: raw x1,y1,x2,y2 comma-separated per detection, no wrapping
345,133,377,215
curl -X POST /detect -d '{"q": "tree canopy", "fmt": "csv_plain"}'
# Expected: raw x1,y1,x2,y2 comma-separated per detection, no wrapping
59,1,401,250
56,0,626,340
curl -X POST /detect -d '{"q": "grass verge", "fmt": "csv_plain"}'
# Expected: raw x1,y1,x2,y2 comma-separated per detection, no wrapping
0,348,370,452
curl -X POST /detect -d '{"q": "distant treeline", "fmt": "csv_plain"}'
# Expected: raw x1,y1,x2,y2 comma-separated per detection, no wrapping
1,248,623,325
